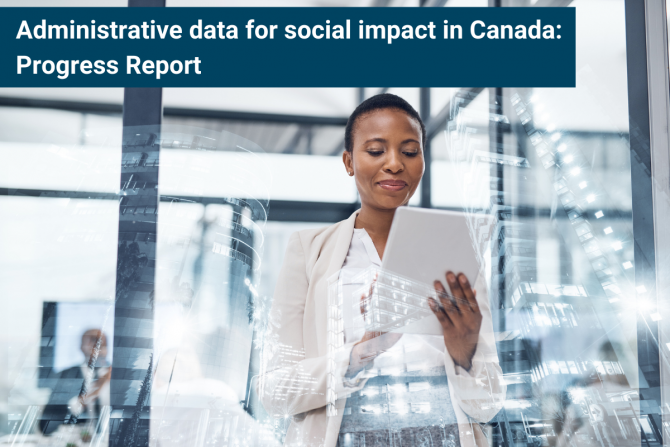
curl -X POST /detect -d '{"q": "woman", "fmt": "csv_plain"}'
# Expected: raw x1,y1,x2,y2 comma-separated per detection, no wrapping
260,94,505,447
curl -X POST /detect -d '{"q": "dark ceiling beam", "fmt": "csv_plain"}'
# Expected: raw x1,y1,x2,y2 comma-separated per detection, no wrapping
0,96,349,127
164,106,348,126
0,96,123,115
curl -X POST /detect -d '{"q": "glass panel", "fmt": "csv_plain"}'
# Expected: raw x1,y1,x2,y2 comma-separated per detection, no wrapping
0,196,120,444
0,107,122,193
425,1,648,446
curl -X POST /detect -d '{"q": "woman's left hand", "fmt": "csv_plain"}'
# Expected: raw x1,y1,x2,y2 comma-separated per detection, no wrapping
427,271,482,371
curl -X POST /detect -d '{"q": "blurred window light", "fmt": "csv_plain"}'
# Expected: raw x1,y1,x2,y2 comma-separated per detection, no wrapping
604,227,613,234
408,382,430,393
410,402,431,414
595,210,604,218
504,400,532,409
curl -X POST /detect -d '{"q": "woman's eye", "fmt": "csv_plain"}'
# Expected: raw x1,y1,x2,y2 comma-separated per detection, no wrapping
367,150,384,156
403,151,419,157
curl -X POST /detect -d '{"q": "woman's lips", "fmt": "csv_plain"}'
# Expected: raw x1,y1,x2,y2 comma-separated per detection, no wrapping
378,180,407,191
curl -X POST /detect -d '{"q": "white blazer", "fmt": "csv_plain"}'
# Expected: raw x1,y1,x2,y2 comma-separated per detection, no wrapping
259,210,506,447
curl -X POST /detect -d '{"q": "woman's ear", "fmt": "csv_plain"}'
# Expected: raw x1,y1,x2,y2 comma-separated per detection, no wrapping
342,150,354,176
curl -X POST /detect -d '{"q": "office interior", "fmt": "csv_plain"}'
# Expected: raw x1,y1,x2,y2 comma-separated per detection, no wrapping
2,0,670,446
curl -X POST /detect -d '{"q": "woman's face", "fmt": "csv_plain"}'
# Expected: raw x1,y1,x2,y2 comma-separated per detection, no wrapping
343,108,424,210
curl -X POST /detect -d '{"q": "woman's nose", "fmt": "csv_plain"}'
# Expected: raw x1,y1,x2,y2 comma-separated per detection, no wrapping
383,151,404,173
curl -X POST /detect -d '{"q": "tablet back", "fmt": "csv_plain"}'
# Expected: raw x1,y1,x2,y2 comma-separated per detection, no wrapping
383,207,485,287
381,207,490,335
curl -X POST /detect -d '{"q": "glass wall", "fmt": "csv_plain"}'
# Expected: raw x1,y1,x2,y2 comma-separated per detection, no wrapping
426,2,651,446
0,0,667,446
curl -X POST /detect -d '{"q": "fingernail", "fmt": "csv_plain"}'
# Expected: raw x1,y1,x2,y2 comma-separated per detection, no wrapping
459,275,467,284
448,273,455,281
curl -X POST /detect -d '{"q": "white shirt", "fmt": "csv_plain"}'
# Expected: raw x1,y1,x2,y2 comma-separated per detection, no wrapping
339,227,381,344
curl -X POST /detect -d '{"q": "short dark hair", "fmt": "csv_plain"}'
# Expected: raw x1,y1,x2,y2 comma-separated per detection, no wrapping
344,93,426,153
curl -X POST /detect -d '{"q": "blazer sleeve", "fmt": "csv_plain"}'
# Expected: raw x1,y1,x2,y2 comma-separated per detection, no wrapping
258,232,367,418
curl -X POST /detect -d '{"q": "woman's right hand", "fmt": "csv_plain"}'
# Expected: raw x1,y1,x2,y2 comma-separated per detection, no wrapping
346,277,402,376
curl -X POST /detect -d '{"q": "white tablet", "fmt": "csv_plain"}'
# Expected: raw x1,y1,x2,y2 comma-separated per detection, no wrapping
381,207,492,335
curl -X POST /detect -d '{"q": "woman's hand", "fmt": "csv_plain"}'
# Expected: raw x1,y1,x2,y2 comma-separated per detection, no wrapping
346,278,402,377
428,271,482,371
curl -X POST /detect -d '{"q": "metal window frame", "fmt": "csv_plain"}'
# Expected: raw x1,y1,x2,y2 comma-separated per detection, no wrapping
0,95,349,126
643,0,670,443
625,0,670,444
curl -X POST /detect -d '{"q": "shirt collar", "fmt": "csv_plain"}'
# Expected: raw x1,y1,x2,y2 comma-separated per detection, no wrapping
354,228,382,267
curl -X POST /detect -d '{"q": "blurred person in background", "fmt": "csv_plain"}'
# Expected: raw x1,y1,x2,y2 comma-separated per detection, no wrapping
39,329,110,436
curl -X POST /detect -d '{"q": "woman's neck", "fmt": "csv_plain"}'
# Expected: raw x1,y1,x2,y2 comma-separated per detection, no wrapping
354,204,396,259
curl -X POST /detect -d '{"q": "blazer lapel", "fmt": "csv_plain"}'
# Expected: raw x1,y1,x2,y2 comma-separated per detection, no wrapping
325,210,359,281
313,210,359,356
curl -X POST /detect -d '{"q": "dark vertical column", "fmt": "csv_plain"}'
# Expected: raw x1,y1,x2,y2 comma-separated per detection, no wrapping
487,3,513,446
109,92,163,446
624,0,662,440
420,87,431,208
490,85,514,447
109,2,164,445
490,86,505,311
489,0,504,316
